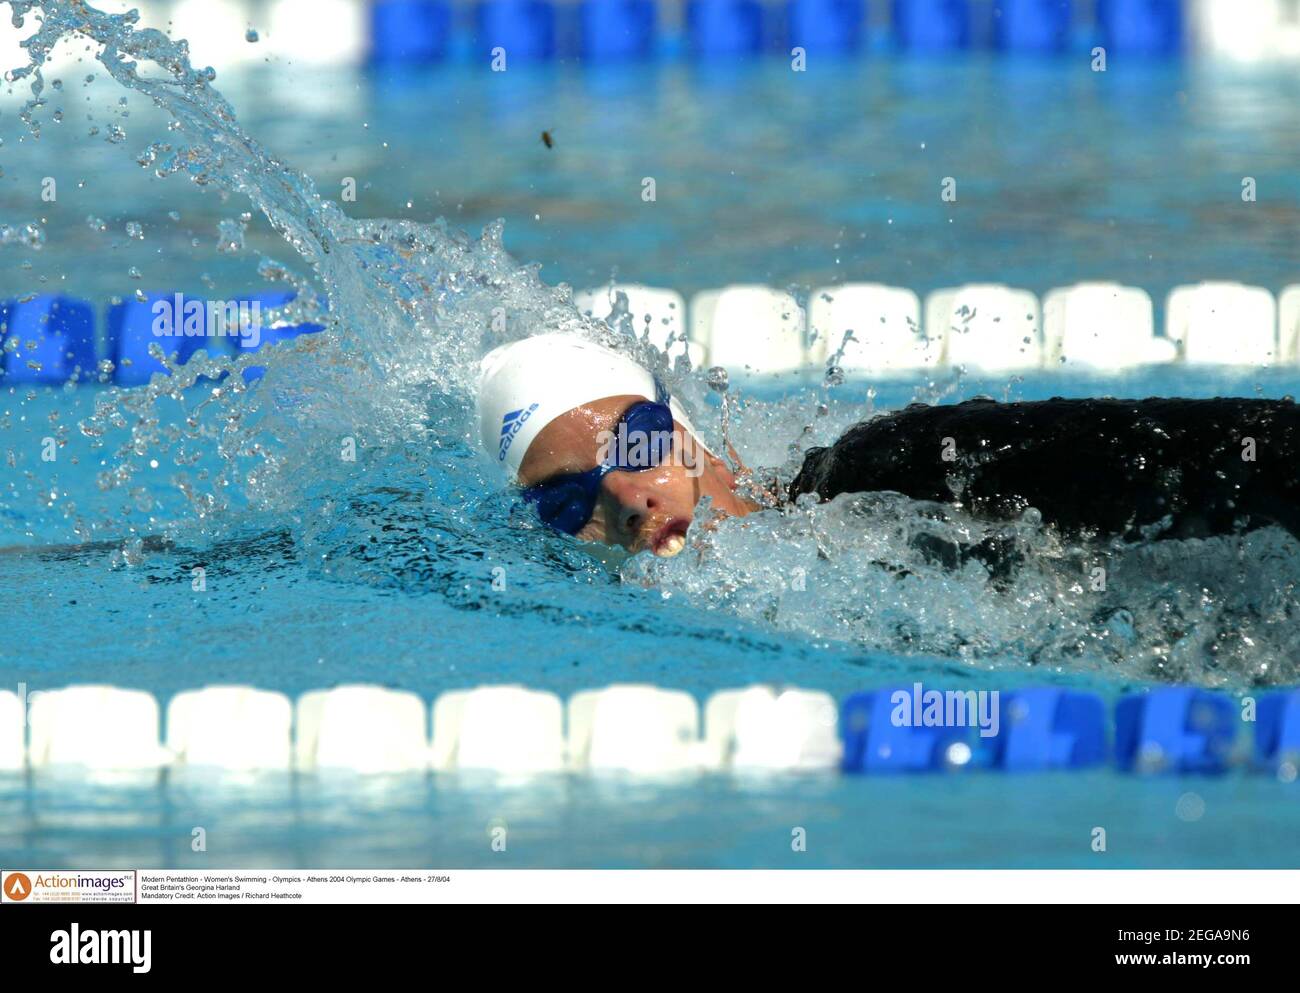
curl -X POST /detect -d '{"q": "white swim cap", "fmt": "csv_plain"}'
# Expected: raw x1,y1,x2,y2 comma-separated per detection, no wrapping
477,333,703,479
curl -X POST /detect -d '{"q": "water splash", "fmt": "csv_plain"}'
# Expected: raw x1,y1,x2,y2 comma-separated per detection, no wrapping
624,492,1300,687
3,0,690,545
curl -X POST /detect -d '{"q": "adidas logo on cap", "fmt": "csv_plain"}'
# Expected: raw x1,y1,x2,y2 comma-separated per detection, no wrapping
498,403,539,461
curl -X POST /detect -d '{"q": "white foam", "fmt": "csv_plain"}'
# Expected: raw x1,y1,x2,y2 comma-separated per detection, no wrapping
627,489,1300,687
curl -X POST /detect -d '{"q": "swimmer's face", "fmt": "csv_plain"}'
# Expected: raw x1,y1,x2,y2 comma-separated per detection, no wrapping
517,395,754,556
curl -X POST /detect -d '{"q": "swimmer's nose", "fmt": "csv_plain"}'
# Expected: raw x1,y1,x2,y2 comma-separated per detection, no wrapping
601,471,660,537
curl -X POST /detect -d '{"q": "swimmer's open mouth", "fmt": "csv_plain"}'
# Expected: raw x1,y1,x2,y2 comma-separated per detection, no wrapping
649,519,690,558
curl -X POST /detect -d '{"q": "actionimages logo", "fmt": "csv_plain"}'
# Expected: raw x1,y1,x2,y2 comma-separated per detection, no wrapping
2,870,136,904
5,871,32,900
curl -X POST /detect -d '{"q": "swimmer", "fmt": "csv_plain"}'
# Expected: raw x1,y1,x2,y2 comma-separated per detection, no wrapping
479,333,1300,556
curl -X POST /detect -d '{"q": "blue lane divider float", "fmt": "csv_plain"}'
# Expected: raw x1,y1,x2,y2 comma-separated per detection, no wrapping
978,688,1106,770
107,291,323,387
892,0,970,52
580,0,657,61
477,0,557,62
687,0,764,57
0,294,96,385
368,0,453,66
1116,687,1236,774
108,292,220,386
840,687,973,773
1254,691,1300,773
992,0,1072,54
1096,0,1182,56
838,685,1265,775
358,0,1190,63
788,0,864,56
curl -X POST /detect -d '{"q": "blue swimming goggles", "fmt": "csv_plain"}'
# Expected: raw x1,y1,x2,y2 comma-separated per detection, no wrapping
522,378,676,535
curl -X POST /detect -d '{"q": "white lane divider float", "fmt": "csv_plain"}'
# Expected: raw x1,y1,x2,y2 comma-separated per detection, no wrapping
690,284,807,374
567,684,701,774
432,685,565,773
1274,284,1300,365
27,685,170,774
167,685,293,772
295,685,428,774
926,283,1043,372
807,283,937,375
574,283,704,368
0,690,22,771
704,686,841,771
1043,282,1176,370
582,279,1300,375
1167,281,1279,366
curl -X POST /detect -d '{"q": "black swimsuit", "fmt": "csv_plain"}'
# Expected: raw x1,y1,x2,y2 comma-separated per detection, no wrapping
789,397,1300,543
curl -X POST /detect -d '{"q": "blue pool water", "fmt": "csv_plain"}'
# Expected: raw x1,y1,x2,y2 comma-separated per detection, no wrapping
2,2,1300,869
8,53,1300,308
